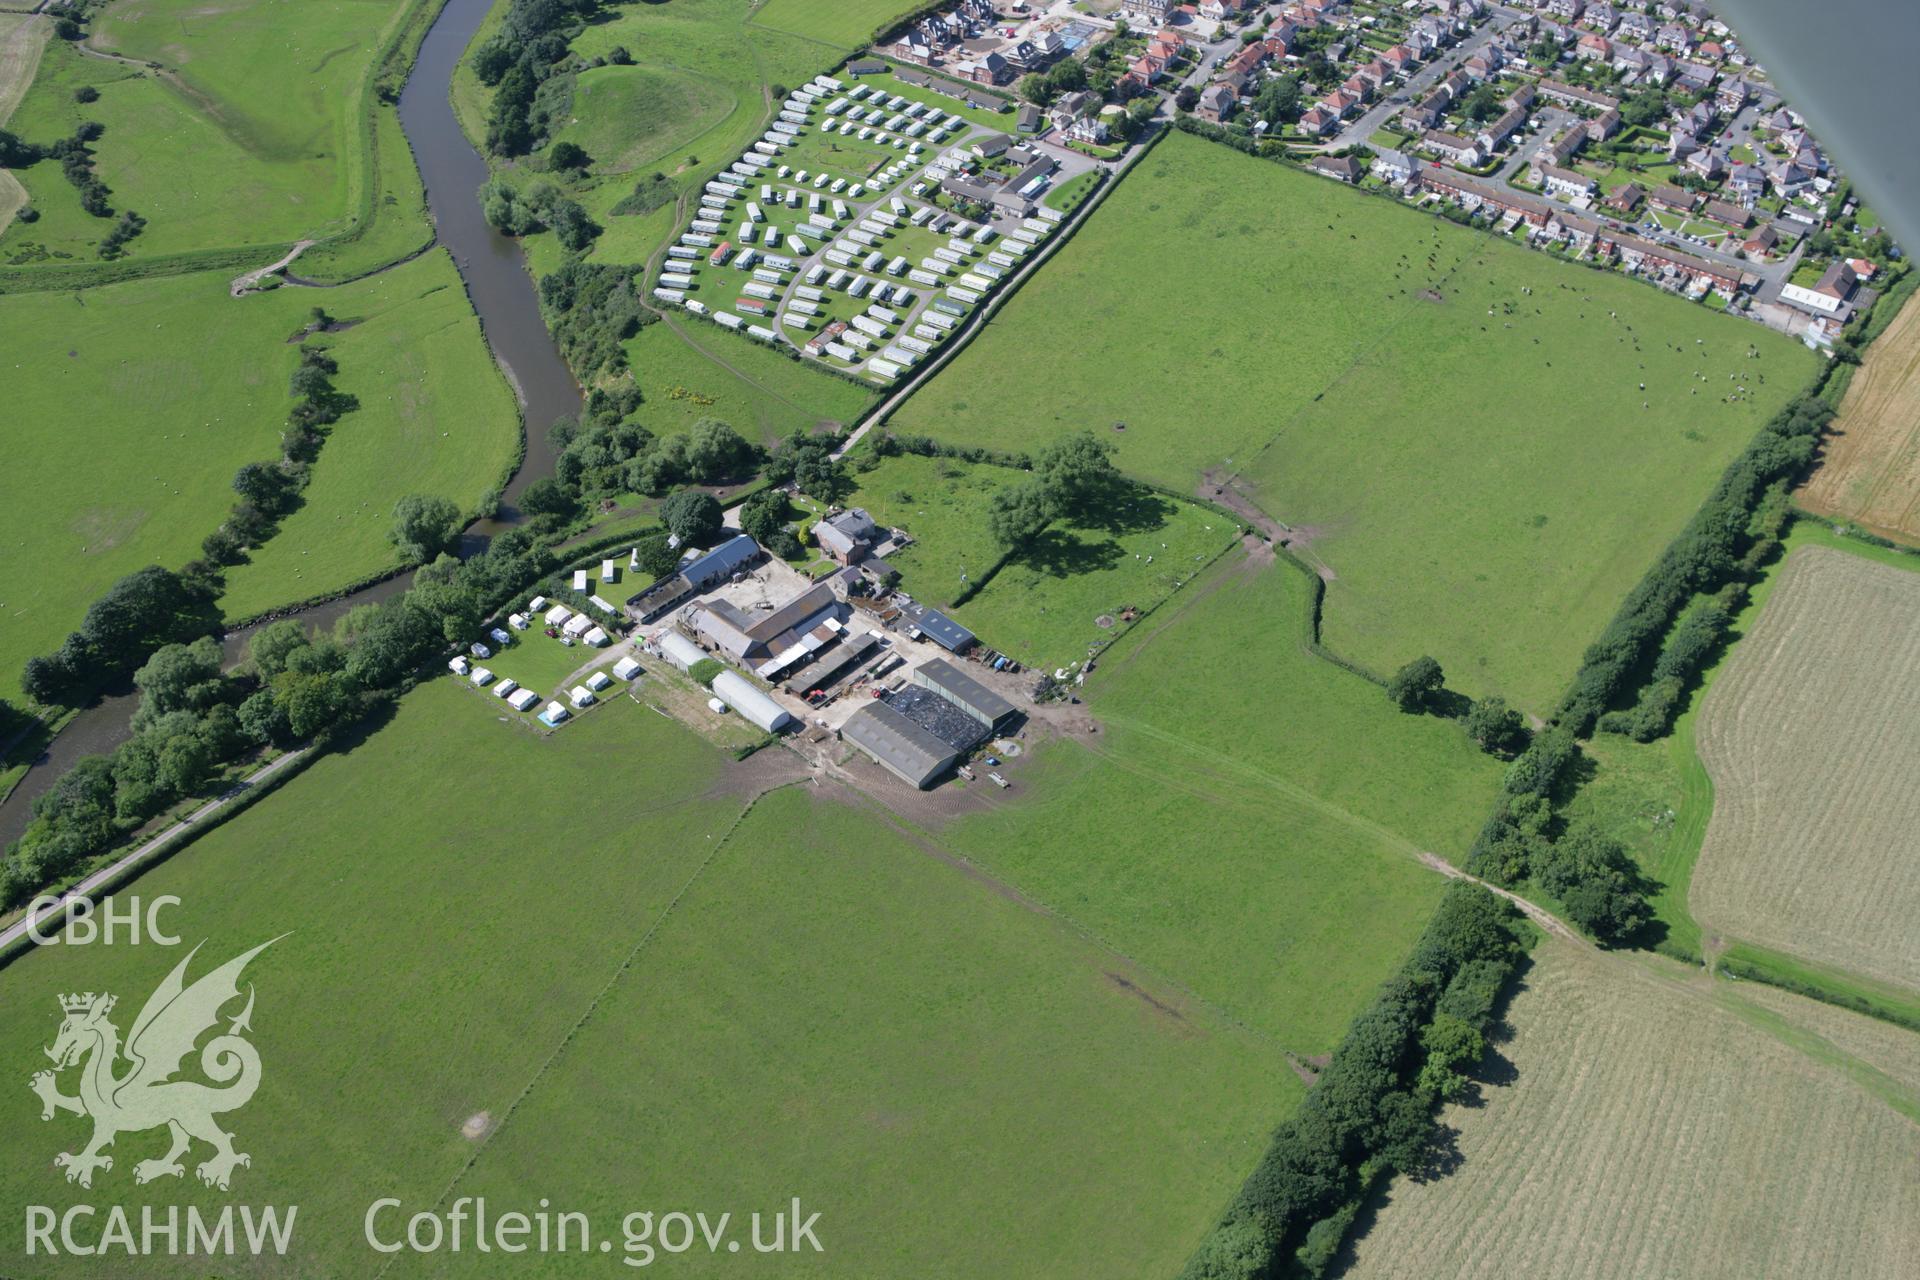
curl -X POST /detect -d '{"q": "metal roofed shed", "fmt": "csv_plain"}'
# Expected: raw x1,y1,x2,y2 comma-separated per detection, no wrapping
841,701,960,789
887,685,989,753
911,657,1014,730
711,670,796,733
655,630,707,672
905,606,975,654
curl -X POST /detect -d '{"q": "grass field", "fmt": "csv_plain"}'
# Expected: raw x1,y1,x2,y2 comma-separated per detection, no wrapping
0,681,1298,1276
436,785,1295,1278
1344,941,1920,1279
944,548,1503,1049
0,0,426,268
552,63,736,177
0,259,519,702
749,0,922,50
1690,543,1920,997
842,452,1241,669
626,318,876,442
892,133,1816,710
1797,291,1920,543
0,12,48,235
217,252,520,620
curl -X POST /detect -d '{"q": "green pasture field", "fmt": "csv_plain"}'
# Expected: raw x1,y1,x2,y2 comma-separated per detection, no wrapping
623,319,876,443
218,251,520,620
749,0,924,50
893,132,1815,710
944,546,1503,1048
779,126,900,186
0,258,519,704
0,685,740,1274
553,63,736,178
443,785,1295,1278
0,681,1297,1276
1,0,427,269
838,452,1240,669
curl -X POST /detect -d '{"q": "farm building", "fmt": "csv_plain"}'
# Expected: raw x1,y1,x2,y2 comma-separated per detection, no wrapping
690,581,847,670
628,534,762,621
711,671,796,733
816,508,879,564
905,604,976,654
911,658,1014,732
841,701,961,789
655,630,708,672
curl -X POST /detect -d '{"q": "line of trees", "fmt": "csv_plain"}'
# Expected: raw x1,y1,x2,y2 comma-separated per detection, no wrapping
1,120,143,255
1462,727,1651,942
537,259,649,381
467,0,597,157
199,335,361,571
1180,883,1530,1279
1553,395,1831,734
2,520,573,908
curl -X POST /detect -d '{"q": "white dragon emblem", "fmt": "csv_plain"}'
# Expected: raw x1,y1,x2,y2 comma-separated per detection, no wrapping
29,938,279,1191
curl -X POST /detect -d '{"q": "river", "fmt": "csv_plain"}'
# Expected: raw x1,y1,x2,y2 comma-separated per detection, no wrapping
0,0,581,844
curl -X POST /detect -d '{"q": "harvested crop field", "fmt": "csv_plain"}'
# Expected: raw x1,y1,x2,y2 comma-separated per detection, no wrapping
1798,295,1920,543
1692,545,1920,995
1344,941,1920,1280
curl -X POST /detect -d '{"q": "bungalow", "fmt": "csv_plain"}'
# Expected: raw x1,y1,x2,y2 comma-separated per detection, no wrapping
1650,184,1698,213
1701,199,1752,229
1673,60,1715,93
971,132,1012,159
1016,102,1042,134
1542,165,1596,199
1310,154,1362,183
1196,84,1236,123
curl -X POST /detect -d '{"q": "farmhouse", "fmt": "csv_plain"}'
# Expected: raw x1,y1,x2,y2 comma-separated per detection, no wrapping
816,508,879,564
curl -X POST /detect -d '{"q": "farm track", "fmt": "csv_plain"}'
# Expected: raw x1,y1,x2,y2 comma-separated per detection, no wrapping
1797,295,1920,543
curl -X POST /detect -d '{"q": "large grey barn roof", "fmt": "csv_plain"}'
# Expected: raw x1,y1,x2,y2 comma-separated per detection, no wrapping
842,701,957,788
913,657,1014,727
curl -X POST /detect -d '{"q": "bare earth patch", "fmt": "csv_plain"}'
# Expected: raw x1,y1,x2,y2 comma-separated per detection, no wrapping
461,1111,491,1140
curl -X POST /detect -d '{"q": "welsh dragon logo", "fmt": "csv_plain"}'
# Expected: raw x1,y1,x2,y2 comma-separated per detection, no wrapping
29,939,279,1191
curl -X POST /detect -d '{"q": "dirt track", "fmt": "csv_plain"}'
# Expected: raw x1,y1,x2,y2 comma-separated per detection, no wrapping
1798,295,1920,543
